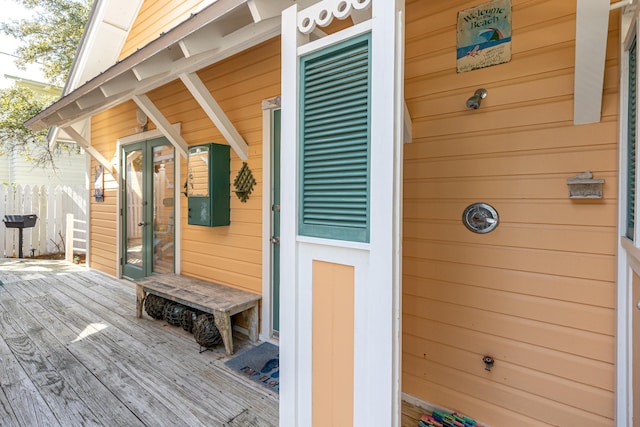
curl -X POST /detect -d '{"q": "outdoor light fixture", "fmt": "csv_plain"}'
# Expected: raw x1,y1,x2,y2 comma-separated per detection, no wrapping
466,88,487,109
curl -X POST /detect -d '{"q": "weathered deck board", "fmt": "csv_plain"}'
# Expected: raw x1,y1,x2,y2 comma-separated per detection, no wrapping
0,260,278,427
0,259,422,426
0,296,96,427
0,293,146,427
30,282,242,424
0,316,58,427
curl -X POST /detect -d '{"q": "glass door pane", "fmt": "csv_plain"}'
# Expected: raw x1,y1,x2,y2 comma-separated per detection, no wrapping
152,143,174,274
122,138,175,280
123,145,146,279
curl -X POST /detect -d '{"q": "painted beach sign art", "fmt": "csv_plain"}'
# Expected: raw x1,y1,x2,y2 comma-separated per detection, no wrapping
457,0,512,73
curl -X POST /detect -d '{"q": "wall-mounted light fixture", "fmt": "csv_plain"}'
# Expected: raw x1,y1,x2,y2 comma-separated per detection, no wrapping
466,88,487,109
136,108,148,133
93,165,104,202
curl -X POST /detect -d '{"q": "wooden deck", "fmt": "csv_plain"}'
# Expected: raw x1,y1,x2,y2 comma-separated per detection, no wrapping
0,259,427,427
0,259,278,427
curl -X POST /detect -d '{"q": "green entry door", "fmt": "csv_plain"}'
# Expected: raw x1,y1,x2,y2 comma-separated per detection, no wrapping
122,138,175,280
272,109,281,333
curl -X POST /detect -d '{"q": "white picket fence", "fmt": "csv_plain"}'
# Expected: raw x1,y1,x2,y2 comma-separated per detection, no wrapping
0,185,88,258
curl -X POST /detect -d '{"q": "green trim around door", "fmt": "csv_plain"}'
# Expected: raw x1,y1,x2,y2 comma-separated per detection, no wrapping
272,109,281,333
122,137,175,280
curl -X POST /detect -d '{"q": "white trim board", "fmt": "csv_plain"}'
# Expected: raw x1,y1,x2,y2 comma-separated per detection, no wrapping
260,96,280,343
616,7,637,425
279,1,404,425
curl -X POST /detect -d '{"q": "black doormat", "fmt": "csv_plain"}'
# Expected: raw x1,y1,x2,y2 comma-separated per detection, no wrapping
225,342,279,393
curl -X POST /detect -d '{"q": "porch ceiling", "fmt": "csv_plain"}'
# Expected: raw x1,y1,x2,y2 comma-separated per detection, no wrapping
26,0,293,158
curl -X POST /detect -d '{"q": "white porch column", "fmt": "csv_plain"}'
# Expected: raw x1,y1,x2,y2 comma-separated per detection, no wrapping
280,1,405,426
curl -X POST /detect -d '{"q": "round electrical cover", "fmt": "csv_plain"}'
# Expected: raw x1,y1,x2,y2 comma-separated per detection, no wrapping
462,203,499,234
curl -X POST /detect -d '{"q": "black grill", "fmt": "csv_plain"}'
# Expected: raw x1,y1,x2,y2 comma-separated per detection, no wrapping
3,214,38,258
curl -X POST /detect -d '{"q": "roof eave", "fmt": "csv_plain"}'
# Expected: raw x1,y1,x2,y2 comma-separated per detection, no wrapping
27,0,284,131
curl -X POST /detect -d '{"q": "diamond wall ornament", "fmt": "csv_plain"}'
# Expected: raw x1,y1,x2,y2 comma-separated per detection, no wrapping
233,162,256,203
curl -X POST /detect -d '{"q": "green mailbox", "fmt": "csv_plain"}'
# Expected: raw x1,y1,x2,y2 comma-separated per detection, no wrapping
187,143,230,226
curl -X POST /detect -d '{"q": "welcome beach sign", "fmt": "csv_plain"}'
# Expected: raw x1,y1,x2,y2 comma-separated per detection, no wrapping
456,0,512,73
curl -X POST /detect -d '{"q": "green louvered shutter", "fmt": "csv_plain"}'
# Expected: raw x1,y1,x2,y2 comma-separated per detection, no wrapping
627,37,637,240
299,33,371,243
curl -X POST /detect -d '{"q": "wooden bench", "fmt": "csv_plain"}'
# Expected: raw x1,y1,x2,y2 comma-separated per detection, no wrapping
136,274,260,355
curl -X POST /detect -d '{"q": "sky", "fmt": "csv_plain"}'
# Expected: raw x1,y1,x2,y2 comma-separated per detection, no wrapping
0,0,46,89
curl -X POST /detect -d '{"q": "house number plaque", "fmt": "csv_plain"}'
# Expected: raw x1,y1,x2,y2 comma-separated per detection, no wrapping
462,203,499,234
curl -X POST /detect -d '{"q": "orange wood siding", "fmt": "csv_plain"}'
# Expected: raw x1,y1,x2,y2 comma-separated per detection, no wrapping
149,38,279,293
312,261,355,426
89,102,140,276
88,37,280,293
119,0,209,59
402,1,618,426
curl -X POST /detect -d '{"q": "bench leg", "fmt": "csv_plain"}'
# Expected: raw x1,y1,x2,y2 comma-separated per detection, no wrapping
214,310,233,355
247,304,259,343
136,285,145,318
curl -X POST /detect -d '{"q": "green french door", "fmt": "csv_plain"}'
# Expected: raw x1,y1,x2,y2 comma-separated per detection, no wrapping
122,137,175,280
272,109,281,333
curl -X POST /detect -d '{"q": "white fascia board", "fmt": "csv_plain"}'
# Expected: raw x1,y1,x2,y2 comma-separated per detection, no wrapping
67,0,144,92
49,0,142,150
76,23,132,85
180,72,249,160
574,0,610,124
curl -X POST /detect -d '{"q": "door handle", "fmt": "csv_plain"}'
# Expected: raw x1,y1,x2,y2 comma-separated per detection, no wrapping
138,222,148,227
637,300,640,310
271,236,280,244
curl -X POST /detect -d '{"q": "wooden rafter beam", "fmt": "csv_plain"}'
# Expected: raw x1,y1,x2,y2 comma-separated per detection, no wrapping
132,49,182,81
62,126,117,178
247,0,295,22
132,94,189,158
179,25,224,58
27,16,281,132
75,89,108,110
100,72,139,98
180,72,249,160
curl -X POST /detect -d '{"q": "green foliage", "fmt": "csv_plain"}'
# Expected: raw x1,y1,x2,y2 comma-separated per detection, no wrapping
0,86,51,149
0,86,54,165
1,0,92,86
0,0,91,168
